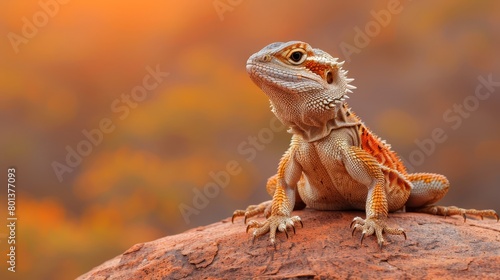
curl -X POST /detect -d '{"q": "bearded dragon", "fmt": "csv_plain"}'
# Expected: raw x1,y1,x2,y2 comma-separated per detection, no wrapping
232,41,498,248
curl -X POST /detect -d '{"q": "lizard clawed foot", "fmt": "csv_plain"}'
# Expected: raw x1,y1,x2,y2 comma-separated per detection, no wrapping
232,200,273,224
350,216,406,248
412,205,499,222
246,215,303,247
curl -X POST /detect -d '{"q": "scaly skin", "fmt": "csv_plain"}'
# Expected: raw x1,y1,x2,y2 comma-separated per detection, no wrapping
233,41,498,248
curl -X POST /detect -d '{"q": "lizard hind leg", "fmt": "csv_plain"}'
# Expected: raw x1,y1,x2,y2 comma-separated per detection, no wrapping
410,205,499,222
405,173,450,208
405,173,498,221
232,200,272,224
232,175,279,224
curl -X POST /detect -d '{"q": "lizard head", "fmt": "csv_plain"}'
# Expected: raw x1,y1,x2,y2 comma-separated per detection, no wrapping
246,41,356,141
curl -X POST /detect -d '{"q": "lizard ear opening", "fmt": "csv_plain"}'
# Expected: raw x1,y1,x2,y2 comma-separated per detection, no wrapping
326,70,334,84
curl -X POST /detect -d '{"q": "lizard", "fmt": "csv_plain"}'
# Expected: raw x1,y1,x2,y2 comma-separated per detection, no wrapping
232,40,498,248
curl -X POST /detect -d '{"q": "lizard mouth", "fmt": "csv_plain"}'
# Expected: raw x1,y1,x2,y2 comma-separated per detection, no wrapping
245,61,255,74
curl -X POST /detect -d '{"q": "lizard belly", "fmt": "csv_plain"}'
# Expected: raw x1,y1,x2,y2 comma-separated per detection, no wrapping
299,166,368,211
296,136,367,211
298,153,411,212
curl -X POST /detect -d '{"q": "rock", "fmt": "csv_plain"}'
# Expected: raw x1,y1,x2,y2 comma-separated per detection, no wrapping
77,209,500,279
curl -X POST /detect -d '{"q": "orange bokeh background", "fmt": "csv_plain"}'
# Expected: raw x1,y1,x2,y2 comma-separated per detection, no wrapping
1,1,499,279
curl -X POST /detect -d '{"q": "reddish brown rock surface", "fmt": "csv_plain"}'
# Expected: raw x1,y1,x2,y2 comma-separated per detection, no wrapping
78,209,500,279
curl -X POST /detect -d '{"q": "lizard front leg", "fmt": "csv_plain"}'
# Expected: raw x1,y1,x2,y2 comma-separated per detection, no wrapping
232,173,307,223
244,145,304,246
343,146,406,248
246,179,303,246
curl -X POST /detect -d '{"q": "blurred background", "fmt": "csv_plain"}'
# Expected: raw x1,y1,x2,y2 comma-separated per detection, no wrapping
1,0,499,279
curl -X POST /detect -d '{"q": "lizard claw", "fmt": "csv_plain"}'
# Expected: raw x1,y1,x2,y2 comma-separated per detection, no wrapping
351,216,406,248
232,200,273,224
232,210,245,223
360,232,366,245
246,215,302,246
350,217,364,229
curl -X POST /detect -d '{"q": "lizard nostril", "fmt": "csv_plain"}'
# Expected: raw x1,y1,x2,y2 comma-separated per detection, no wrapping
262,55,272,62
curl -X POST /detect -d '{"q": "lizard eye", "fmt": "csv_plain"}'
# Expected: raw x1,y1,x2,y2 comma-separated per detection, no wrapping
288,49,307,65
